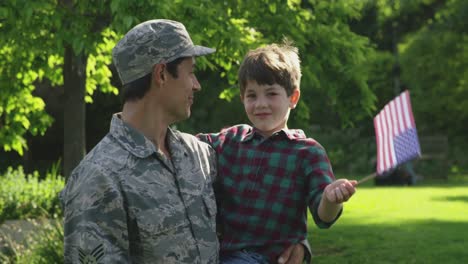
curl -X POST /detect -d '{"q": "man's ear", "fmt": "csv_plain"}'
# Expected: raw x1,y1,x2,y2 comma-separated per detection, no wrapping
289,88,301,109
153,64,165,85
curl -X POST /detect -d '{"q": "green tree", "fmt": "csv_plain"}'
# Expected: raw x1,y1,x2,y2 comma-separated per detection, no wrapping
399,0,468,139
347,0,468,172
0,0,378,177
181,0,378,133
0,0,119,177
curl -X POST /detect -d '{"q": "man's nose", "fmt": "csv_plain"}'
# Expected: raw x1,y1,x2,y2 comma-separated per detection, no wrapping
193,75,201,91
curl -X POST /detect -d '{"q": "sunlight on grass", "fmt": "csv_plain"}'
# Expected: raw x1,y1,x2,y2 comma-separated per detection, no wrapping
308,181,468,264
343,186,468,224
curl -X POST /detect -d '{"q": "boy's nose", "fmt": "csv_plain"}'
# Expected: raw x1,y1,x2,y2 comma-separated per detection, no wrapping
255,97,268,108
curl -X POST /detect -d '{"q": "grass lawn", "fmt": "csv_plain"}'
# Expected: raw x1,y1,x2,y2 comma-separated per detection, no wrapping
308,176,468,264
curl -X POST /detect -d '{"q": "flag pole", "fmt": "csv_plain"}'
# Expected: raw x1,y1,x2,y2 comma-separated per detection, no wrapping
357,172,377,185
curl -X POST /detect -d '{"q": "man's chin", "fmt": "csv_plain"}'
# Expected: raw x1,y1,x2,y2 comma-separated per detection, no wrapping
180,111,191,121
171,112,191,124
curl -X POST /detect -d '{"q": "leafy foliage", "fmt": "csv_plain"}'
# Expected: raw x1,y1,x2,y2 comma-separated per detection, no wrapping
399,0,468,137
0,165,64,223
179,0,378,133
0,43,53,155
396,0,468,169
0,0,377,157
348,0,468,173
1,0,466,173
0,217,63,264
313,128,376,174
0,163,64,263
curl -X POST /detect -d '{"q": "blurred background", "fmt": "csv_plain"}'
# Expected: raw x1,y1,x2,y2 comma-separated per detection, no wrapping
1,1,468,263
1,0,467,181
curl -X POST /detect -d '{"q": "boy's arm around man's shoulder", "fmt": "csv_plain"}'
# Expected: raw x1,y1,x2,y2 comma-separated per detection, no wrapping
195,124,252,148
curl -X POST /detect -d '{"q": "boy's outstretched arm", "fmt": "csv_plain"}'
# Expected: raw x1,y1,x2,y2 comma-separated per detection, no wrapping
318,179,357,223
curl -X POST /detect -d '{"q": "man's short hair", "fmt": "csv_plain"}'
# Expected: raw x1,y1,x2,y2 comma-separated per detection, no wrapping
238,41,302,96
121,57,186,102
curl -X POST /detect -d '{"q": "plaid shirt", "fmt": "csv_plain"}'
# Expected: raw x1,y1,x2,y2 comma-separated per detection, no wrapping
197,124,338,263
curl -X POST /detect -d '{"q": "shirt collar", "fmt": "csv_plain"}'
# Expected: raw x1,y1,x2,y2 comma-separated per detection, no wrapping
240,126,257,142
282,128,307,140
110,113,182,158
241,126,306,142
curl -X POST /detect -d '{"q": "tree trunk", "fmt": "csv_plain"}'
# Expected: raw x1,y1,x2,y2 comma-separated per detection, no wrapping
63,44,87,179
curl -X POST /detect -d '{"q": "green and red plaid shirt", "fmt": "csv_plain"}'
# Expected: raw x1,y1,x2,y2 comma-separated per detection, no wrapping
197,124,340,263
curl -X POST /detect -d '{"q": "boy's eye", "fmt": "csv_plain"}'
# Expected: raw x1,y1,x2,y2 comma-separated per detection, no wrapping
246,94,256,98
267,92,278,96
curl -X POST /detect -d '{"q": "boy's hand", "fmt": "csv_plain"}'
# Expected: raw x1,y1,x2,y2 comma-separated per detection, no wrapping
324,179,357,204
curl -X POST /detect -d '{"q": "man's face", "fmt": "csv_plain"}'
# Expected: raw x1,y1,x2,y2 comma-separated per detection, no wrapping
159,57,201,123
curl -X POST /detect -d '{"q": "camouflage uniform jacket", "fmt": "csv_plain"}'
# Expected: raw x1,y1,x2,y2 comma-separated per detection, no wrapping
61,114,219,263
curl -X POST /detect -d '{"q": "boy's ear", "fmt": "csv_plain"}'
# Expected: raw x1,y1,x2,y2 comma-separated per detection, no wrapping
289,88,300,109
239,93,245,103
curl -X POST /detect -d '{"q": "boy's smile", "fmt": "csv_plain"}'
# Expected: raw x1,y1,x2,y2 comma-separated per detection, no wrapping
254,112,272,118
241,80,300,137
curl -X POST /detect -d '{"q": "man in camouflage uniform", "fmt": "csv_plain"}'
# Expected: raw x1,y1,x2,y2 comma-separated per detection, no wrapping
61,19,219,263
61,19,307,264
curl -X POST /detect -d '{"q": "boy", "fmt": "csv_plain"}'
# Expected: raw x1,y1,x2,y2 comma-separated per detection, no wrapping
197,42,357,263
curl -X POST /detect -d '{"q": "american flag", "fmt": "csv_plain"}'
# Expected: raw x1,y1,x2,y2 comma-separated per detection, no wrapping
374,90,421,175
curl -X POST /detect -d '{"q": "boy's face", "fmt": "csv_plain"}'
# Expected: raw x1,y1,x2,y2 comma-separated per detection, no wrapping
241,80,300,137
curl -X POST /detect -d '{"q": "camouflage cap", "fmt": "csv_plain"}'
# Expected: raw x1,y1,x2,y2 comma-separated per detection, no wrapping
112,19,216,85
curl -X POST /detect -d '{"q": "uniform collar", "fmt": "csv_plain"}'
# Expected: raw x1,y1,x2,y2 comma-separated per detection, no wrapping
109,113,182,158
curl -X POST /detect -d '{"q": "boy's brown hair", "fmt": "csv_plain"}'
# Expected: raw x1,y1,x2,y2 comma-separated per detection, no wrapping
238,41,302,96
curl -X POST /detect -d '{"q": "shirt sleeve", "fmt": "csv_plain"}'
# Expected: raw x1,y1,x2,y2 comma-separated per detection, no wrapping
62,162,130,263
299,238,313,263
196,132,218,148
303,144,341,229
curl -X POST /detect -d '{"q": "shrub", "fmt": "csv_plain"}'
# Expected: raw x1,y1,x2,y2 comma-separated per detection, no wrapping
0,163,64,223
0,216,63,264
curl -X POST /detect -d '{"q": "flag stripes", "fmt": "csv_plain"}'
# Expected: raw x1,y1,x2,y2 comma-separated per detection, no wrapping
374,90,421,175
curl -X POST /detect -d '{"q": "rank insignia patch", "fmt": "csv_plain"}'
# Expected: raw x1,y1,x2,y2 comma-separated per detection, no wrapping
78,244,104,264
